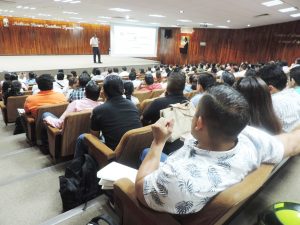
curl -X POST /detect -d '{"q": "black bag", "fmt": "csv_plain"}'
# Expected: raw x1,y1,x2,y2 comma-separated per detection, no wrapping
59,154,102,211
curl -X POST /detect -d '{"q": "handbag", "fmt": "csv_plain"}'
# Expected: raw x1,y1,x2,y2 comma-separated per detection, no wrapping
160,101,195,142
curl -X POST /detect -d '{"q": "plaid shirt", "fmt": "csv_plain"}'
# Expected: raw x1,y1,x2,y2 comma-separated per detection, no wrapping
68,87,85,102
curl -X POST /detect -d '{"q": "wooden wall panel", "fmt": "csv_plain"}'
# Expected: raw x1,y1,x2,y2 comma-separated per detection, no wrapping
0,16,110,55
158,20,300,64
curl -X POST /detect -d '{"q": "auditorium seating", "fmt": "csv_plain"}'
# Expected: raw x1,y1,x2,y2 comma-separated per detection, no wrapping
0,95,28,125
139,97,159,113
113,164,274,225
85,125,153,169
133,91,153,103
150,89,165,98
46,110,91,162
24,103,68,146
184,90,198,100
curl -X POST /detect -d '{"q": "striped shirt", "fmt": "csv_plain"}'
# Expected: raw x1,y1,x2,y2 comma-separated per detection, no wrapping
272,88,300,132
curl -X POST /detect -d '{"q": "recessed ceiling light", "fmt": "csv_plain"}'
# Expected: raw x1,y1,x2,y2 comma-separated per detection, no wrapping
16,5,22,9
149,14,165,18
179,10,184,14
23,6,29,9
290,13,300,17
70,1,81,3
30,7,36,10
63,11,78,14
9,10,14,13
261,0,283,7
109,8,131,12
247,24,251,27
177,19,192,22
98,16,112,19
278,7,297,13
226,19,231,23
217,25,229,28
125,15,130,19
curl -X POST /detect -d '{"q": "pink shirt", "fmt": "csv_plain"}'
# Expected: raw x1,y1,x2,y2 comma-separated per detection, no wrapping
44,98,101,129
140,83,162,91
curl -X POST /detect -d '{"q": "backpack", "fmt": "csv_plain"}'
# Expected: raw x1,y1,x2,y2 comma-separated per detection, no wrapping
59,154,102,211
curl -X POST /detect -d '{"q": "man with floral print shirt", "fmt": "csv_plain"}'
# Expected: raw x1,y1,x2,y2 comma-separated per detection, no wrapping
135,84,300,215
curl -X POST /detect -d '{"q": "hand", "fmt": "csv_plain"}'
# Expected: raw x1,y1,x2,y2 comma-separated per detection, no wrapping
151,118,174,145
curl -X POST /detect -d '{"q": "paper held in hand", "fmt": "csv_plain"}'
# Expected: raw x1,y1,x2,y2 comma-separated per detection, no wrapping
97,162,137,190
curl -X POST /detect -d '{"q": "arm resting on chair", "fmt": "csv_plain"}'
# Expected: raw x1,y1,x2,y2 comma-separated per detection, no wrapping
114,178,180,225
84,133,116,167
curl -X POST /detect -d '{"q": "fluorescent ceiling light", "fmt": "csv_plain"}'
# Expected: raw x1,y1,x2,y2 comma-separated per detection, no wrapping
149,14,165,18
226,20,231,23
290,13,300,17
109,8,131,12
70,17,83,19
217,25,229,28
70,1,81,3
247,24,251,27
38,13,51,17
16,5,22,9
177,19,192,22
98,16,112,19
261,0,283,7
63,11,78,14
126,19,138,22
278,7,297,13
30,7,36,10
179,10,184,14
199,22,213,26
23,6,29,9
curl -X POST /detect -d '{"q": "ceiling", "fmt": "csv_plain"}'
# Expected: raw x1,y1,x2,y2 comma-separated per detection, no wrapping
0,0,300,28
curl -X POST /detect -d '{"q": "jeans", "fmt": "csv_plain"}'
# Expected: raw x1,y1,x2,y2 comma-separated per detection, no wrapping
92,47,101,63
40,112,58,147
139,148,168,165
74,134,88,158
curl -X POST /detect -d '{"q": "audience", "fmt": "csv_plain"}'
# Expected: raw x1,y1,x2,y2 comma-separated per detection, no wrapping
3,80,24,105
257,64,300,132
128,71,141,88
139,74,162,91
124,81,139,105
26,72,37,85
135,84,300,215
68,72,91,102
191,72,215,107
221,71,235,86
73,75,142,158
91,68,104,81
235,77,282,134
119,66,129,77
290,66,300,94
54,72,69,95
24,74,67,118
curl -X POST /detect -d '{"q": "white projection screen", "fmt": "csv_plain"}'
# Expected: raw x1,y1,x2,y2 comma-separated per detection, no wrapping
110,24,158,57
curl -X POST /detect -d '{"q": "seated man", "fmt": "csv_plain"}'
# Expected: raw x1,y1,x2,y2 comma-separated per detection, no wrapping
290,66,300,94
43,80,101,129
136,84,300,215
24,74,67,119
138,74,162,91
74,75,142,158
258,64,300,132
191,72,215,107
54,72,69,95
68,72,91,102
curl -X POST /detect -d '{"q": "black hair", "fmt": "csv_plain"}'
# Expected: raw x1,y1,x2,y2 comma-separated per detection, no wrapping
28,72,36,80
129,72,137,81
108,68,113,74
103,75,124,99
95,68,101,75
296,58,300,65
2,81,11,93
58,69,64,73
78,73,91,87
10,73,18,81
113,68,119,73
124,81,134,100
290,66,300,86
257,64,287,91
85,80,100,101
68,77,77,87
122,66,127,71
10,80,22,94
57,72,64,80
245,68,256,77
4,73,10,81
140,68,145,74
71,71,77,77
36,74,54,91
166,72,185,95
197,72,216,91
236,77,282,134
156,71,162,80
145,74,154,85
197,84,250,141
221,71,235,86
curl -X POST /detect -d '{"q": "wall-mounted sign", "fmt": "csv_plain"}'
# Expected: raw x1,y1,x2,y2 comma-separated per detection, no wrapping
11,21,83,30
3,18,9,27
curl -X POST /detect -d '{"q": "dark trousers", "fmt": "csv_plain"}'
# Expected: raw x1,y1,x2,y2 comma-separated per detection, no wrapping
92,47,101,63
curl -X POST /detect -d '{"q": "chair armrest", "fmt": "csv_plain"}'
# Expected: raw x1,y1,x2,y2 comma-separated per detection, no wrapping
0,101,5,109
25,115,35,124
84,133,116,167
114,178,180,225
47,125,62,136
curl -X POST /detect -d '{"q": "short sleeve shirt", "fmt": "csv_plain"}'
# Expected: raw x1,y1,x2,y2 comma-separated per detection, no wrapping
143,126,284,214
91,96,142,150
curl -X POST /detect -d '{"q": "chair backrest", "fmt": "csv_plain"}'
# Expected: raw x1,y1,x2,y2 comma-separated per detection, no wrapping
140,98,158,113
114,126,153,169
60,110,91,157
35,103,69,145
151,89,165,98
133,91,152,103
177,164,274,225
6,95,28,123
23,90,33,95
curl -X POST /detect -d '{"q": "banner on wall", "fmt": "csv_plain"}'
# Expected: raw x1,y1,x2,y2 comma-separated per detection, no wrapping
3,18,9,27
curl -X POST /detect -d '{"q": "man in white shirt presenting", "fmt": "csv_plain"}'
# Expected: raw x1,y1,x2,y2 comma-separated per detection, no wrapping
90,34,102,64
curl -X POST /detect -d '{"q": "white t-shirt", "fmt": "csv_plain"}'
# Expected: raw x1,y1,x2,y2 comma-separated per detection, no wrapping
272,88,300,132
143,126,284,214
90,37,99,47
119,71,129,77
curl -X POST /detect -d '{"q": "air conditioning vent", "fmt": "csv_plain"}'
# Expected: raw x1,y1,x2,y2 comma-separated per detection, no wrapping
254,13,270,18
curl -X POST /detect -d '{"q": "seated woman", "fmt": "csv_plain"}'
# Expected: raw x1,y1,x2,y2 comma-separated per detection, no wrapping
138,74,162,91
3,80,24,105
123,81,139,105
235,76,282,134
43,80,101,129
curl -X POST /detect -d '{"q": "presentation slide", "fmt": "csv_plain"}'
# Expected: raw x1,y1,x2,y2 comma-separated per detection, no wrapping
110,24,158,57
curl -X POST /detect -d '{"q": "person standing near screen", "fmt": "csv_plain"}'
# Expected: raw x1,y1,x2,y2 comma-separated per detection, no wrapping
90,34,102,63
